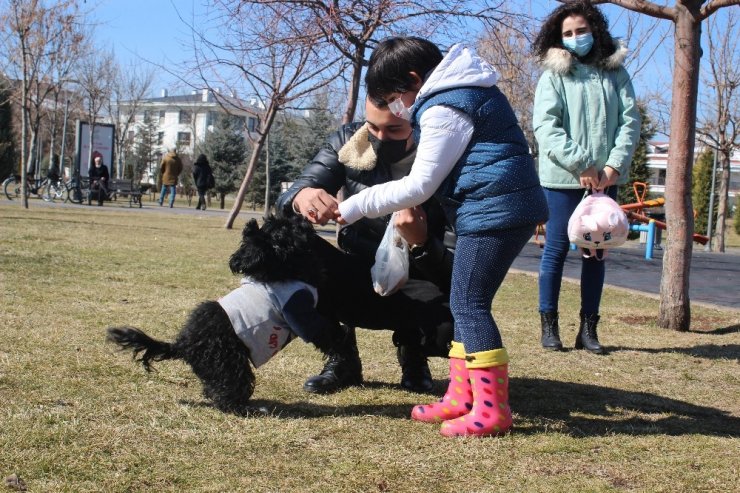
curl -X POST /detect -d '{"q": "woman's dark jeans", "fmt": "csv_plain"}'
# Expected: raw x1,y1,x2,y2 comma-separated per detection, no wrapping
538,187,617,315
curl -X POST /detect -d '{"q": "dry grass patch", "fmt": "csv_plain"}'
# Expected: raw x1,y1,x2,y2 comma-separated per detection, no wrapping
1,203,738,492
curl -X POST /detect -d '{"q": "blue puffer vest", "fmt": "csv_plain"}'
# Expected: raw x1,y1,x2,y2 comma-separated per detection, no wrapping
412,86,548,236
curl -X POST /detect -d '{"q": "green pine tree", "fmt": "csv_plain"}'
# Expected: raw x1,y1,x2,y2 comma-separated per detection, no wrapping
618,103,654,205
132,114,159,185
197,115,247,209
0,78,18,180
692,148,717,236
247,93,338,209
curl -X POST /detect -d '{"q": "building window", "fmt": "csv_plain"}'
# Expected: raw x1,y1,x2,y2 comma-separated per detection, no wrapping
177,132,191,146
141,110,150,122
159,110,165,124
206,111,218,127
247,117,257,132
231,116,246,132
179,110,192,124
127,130,135,142
157,132,164,145
657,169,666,186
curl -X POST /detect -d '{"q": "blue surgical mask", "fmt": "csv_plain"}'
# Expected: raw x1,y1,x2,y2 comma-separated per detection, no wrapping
562,33,594,57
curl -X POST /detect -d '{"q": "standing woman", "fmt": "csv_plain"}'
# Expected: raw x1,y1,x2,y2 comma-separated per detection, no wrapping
533,0,640,353
192,154,213,210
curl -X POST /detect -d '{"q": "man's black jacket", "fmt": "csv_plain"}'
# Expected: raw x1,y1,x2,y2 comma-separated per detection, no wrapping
276,122,455,294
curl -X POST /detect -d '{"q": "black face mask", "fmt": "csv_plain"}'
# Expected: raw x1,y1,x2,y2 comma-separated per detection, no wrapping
368,133,411,164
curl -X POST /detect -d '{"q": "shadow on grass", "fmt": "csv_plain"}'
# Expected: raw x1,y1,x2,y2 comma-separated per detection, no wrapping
690,324,740,336
180,377,739,438
512,377,739,438
611,343,740,361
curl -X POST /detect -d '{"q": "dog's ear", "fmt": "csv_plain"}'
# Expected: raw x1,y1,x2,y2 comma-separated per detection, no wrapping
231,219,268,275
242,219,260,239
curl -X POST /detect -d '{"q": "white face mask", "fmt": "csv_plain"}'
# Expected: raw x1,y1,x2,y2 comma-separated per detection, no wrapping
388,97,412,121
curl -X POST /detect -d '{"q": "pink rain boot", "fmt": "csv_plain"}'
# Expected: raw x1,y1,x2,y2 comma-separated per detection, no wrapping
411,342,472,423
440,348,512,438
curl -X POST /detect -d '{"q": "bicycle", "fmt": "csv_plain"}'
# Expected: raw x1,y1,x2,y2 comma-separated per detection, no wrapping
3,174,51,201
40,176,68,202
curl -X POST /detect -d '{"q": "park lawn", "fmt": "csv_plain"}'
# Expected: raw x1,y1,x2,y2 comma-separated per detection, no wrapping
0,203,738,493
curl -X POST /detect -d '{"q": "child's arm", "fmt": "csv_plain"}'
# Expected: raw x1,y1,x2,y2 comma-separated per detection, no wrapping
337,106,473,224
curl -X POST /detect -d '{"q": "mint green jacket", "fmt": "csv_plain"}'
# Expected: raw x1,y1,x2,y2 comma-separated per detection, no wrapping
533,44,640,189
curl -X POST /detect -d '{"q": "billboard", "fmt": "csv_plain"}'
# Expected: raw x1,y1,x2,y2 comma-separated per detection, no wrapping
75,121,115,177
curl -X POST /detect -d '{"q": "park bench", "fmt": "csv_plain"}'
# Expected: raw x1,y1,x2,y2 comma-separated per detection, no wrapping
109,178,143,208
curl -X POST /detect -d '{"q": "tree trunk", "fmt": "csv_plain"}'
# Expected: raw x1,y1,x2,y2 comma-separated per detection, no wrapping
659,4,702,331
341,49,365,125
262,133,270,220
714,150,730,252
224,104,278,229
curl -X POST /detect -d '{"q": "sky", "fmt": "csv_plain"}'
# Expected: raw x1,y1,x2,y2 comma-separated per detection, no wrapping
89,0,201,93
88,0,734,134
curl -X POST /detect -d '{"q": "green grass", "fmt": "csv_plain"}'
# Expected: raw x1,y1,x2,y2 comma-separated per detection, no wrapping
1,203,738,492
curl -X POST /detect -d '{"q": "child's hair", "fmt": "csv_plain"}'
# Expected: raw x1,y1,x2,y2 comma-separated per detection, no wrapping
365,37,443,108
532,0,616,65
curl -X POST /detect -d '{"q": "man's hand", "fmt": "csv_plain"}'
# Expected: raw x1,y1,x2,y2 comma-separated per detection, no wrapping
293,187,339,225
596,166,619,191
394,206,428,246
579,166,599,190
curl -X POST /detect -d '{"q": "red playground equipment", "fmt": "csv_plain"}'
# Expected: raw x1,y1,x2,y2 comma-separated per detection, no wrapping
622,182,708,246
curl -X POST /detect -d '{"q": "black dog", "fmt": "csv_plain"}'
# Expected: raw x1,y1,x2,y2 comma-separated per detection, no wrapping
107,215,354,414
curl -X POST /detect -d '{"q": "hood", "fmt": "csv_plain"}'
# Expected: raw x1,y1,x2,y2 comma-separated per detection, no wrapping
337,123,377,171
540,39,628,75
417,44,498,100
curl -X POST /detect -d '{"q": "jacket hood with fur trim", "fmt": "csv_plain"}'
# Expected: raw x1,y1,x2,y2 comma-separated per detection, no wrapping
540,39,628,75
336,123,378,171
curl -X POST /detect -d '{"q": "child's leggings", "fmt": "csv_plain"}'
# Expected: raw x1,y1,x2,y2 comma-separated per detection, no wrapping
450,225,534,352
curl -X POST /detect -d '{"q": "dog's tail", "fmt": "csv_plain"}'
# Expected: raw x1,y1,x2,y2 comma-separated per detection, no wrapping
106,326,180,371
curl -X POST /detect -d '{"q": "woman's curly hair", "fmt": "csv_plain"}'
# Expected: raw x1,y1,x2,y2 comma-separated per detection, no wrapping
532,0,616,65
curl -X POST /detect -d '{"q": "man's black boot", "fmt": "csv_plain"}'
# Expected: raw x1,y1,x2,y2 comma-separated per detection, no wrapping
303,325,363,394
397,344,434,393
540,311,563,351
575,312,604,354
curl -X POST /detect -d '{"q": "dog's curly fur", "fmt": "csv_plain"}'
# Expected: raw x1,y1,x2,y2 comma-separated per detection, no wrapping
107,215,336,414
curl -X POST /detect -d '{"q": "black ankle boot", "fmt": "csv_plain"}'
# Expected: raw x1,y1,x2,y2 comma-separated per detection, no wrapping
540,311,563,351
397,345,433,393
303,326,363,394
575,312,604,354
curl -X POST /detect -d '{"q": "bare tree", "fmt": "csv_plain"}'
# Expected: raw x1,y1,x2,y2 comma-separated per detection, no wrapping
107,62,154,179
235,0,515,124
188,1,346,228
591,0,740,331
696,10,739,252
476,13,539,152
0,0,85,208
75,45,115,176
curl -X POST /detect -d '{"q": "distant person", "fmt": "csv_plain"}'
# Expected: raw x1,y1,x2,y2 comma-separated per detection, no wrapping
158,148,183,208
192,154,214,211
532,0,640,353
88,155,110,206
47,154,61,182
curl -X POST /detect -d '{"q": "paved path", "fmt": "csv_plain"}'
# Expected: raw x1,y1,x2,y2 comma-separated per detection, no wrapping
4,199,739,311
511,241,740,311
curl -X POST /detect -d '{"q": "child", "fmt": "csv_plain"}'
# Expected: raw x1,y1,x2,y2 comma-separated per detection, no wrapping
336,37,548,437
